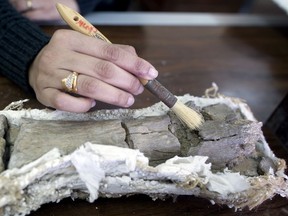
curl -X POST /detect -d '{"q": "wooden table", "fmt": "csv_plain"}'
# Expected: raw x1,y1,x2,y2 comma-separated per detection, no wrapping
1,20,288,215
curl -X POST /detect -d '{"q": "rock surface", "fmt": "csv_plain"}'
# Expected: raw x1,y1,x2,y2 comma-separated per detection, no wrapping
6,102,270,177
0,115,8,172
0,94,287,216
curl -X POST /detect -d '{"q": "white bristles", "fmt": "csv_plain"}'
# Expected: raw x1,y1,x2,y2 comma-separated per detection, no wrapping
171,100,204,130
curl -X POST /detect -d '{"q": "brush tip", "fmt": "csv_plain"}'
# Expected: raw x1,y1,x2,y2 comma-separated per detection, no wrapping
171,101,204,130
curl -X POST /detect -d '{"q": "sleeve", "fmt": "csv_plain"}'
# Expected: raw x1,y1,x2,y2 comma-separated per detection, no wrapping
0,1,50,93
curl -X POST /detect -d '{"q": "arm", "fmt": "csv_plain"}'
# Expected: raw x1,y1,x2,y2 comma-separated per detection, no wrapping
0,0,50,92
1,1,158,112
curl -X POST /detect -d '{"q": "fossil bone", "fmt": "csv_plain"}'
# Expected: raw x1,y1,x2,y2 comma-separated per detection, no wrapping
0,92,287,216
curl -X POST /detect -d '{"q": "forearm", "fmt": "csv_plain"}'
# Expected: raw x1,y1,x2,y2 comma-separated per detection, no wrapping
0,1,50,92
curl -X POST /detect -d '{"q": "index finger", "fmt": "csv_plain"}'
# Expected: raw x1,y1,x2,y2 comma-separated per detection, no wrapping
67,31,158,80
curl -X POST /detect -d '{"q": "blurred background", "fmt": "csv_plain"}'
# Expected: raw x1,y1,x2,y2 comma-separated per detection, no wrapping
97,0,286,15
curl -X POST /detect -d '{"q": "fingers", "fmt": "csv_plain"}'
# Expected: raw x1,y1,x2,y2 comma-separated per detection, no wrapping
29,29,157,113
94,43,159,80
61,31,158,80
15,0,79,21
57,53,144,95
45,78,134,111
44,70,138,108
76,74,135,107
115,44,138,56
38,88,96,113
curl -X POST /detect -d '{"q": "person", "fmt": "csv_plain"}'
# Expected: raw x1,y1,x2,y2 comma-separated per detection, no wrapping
8,0,132,21
0,0,158,112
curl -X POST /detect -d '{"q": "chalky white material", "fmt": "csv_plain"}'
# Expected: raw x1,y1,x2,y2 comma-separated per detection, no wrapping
0,92,287,216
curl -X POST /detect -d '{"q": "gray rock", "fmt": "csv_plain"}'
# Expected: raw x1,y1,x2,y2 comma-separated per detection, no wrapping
9,119,127,168
0,115,8,172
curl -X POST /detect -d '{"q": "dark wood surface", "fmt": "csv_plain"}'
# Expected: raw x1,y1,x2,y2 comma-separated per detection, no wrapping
131,0,285,14
1,24,288,215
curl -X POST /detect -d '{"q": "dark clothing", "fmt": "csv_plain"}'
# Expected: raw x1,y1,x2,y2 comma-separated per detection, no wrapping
0,0,130,93
0,0,49,92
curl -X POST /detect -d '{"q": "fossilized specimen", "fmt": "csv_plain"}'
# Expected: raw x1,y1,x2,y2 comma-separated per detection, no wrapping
0,115,7,172
0,93,287,216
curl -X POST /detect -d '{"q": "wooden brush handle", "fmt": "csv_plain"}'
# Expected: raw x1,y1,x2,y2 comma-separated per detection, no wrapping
56,3,110,42
142,79,177,108
139,78,177,107
56,3,177,108
57,3,149,86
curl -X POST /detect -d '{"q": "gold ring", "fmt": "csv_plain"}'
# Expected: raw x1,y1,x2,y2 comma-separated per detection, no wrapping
26,0,33,10
61,72,79,93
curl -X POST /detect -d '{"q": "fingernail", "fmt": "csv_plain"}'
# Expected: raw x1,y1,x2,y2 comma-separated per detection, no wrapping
148,67,158,78
91,100,96,108
126,96,135,107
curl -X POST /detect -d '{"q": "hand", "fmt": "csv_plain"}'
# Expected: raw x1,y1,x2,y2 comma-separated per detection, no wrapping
28,29,158,112
9,0,79,21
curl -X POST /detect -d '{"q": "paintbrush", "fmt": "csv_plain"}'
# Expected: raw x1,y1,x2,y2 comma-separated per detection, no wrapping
56,3,204,130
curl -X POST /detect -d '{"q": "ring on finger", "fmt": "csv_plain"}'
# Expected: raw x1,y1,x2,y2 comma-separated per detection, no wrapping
61,72,79,93
26,0,33,11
